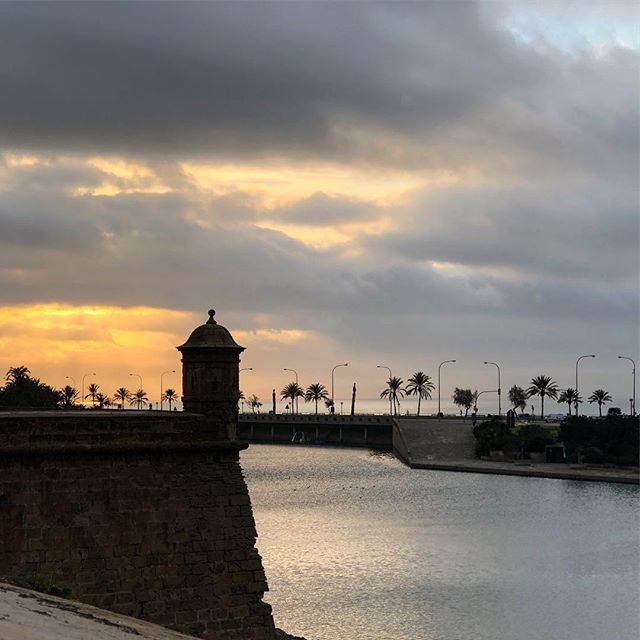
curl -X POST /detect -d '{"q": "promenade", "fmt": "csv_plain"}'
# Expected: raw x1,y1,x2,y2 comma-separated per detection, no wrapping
393,418,639,485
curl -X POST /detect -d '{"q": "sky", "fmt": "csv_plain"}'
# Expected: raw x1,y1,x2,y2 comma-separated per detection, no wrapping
0,1,638,414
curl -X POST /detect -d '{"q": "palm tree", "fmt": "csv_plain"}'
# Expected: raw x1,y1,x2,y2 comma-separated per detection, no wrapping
558,388,581,416
129,388,148,410
6,366,30,384
281,382,304,414
324,398,334,413
405,372,435,416
526,375,559,419
85,382,100,407
58,385,79,408
162,388,179,410
508,385,527,414
588,389,612,417
94,392,111,409
248,394,262,413
304,383,329,415
380,376,405,416
113,387,131,409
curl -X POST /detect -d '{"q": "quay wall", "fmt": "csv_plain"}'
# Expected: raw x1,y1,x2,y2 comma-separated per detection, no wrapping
0,411,275,640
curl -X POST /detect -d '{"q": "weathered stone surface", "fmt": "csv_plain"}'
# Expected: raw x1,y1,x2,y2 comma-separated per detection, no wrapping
0,582,201,640
0,412,276,640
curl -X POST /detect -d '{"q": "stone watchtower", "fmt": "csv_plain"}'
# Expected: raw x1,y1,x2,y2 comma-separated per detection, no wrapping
177,309,244,439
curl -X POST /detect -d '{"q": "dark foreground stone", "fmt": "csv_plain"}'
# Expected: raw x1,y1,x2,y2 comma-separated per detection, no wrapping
276,630,308,640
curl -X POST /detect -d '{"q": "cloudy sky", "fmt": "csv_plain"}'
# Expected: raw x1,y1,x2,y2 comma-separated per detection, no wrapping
0,1,637,413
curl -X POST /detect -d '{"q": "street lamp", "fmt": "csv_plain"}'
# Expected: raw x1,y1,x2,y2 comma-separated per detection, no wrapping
160,370,176,410
483,361,501,416
575,355,595,416
377,365,393,415
81,372,96,407
284,368,299,414
438,360,456,419
475,390,498,413
331,363,348,413
618,356,636,415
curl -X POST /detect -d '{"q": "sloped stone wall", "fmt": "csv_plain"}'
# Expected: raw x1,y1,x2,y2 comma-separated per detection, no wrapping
0,411,275,640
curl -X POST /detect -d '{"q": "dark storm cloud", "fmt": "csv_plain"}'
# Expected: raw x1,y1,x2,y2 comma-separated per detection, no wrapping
0,162,635,333
0,2,636,177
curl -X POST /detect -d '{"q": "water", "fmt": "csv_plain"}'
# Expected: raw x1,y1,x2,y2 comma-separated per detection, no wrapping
241,445,639,640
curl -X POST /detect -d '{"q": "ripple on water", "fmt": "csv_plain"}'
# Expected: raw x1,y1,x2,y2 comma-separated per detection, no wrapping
241,445,639,640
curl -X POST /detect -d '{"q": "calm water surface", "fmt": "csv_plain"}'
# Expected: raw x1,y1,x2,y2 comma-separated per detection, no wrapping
241,445,639,640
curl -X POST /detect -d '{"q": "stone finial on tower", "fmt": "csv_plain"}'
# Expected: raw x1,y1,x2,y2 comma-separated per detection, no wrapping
177,310,245,435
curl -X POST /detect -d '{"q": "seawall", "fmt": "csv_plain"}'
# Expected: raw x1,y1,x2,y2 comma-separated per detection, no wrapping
0,410,276,640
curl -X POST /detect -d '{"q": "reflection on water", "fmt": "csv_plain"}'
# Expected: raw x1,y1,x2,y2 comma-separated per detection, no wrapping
241,445,639,640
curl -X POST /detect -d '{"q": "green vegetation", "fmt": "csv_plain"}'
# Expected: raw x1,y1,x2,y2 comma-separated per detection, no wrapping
0,366,61,409
281,382,304,414
380,376,405,416
305,383,329,414
526,375,559,419
162,388,179,410
560,415,639,465
452,387,474,418
588,389,612,417
508,385,527,414
558,388,581,416
405,372,435,416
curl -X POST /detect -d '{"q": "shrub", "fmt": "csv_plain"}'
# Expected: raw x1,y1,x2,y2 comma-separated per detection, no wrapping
473,417,514,458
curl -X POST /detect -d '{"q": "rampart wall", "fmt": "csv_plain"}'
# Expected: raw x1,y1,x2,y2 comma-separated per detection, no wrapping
0,410,275,640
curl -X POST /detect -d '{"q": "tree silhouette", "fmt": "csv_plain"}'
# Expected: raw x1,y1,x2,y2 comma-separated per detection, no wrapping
452,388,474,419
6,366,30,384
588,389,612,417
248,394,262,413
526,375,559,419
94,392,111,409
380,376,405,416
113,387,131,409
281,382,304,414
305,383,329,415
85,382,100,406
59,385,79,408
0,366,59,409
405,372,435,416
162,388,178,410
129,388,148,410
558,388,581,416
508,385,527,414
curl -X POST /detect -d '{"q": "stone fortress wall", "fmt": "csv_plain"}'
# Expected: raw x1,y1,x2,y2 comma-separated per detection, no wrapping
0,311,277,640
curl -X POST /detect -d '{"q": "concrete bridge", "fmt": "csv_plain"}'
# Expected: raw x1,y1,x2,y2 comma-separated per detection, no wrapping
238,413,393,449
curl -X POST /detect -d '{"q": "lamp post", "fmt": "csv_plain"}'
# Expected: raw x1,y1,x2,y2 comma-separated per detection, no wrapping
575,355,595,416
160,370,176,410
81,372,96,407
239,367,253,415
284,368,299,414
377,365,393,415
331,363,348,414
618,356,636,415
483,361,501,416
475,390,498,413
438,360,456,419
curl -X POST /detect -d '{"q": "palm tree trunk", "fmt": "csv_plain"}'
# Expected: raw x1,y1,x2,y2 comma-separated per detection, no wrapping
568,403,572,416
315,399,318,415
541,394,544,420
417,395,421,416
599,402,602,417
